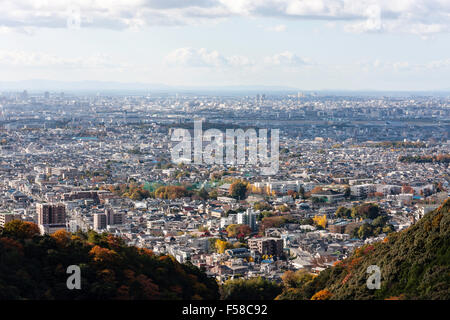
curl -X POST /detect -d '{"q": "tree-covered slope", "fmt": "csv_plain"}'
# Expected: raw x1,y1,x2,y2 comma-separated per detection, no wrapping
278,198,450,300
0,222,219,300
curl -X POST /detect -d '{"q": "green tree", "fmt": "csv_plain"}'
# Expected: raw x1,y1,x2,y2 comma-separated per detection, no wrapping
229,181,248,200
208,190,218,200
220,277,282,300
253,202,272,211
281,270,315,289
299,186,306,199
371,215,388,228
335,206,351,218
344,187,351,198
357,223,373,239
197,188,209,200
351,203,380,219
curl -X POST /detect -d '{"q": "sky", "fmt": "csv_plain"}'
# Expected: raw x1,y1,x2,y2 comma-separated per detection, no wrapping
1,0,450,91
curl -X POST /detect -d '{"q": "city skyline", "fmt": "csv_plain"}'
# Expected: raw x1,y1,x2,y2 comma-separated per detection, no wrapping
1,0,450,91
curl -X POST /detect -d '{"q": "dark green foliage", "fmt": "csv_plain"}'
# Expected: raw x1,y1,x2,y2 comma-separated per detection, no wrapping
299,217,314,225
335,206,352,218
229,181,248,200
350,218,395,239
373,141,426,148
197,188,209,200
253,202,272,212
299,186,306,199
344,187,351,198
0,223,219,300
398,154,450,164
351,203,381,219
220,277,282,300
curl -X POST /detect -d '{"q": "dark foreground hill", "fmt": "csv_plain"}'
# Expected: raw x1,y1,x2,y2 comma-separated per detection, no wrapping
0,223,219,300
277,198,450,300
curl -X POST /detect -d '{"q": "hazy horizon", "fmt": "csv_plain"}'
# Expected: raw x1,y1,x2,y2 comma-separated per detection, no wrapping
1,79,450,96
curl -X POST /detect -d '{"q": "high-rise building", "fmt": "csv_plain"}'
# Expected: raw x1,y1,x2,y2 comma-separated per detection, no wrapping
106,208,124,225
93,213,107,231
0,212,22,228
36,203,66,234
94,208,124,231
237,208,257,231
37,203,66,225
248,237,284,257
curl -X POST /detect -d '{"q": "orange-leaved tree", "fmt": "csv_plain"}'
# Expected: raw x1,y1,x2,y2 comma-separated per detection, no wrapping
311,289,333,300
2,220,40,239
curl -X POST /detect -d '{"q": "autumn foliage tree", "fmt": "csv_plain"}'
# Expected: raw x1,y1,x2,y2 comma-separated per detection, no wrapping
226,224,252,239
105,183,151,200
313,215,327,229
2,220,40,239
402,184,415,194
51,229,71,247
154,185,191,199
215,239,233,253
259,215,295,233
281,270,315,289
311,289,333,300
287,190,298,199
0,228,219,300
310,186,324,194
90,245,120,265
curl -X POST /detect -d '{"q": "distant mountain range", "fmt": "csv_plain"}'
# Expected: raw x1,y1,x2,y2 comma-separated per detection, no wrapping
1,80,449,96
0,80,299,94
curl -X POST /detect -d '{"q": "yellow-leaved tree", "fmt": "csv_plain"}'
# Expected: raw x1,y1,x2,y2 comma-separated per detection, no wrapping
313,215,327,228
215,239,233,253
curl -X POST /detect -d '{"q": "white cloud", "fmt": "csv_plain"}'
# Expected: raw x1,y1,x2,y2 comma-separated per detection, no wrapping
0,0,449,36
0,50,131,69
267,24,287,32
344,4,383,33
227,55,254,67
356,58,450,73
165,48,315,70
392,61,410,71
164,48,226,67
164,47,253,68
264,51,311,67
0,25,36,35
424,58,450,69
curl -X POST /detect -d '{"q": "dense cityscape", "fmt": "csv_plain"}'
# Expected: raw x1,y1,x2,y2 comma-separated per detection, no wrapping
0,90,448,287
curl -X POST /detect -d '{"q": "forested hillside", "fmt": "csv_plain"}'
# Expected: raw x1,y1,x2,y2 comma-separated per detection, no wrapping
277,198,450,300
0,222,219,300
